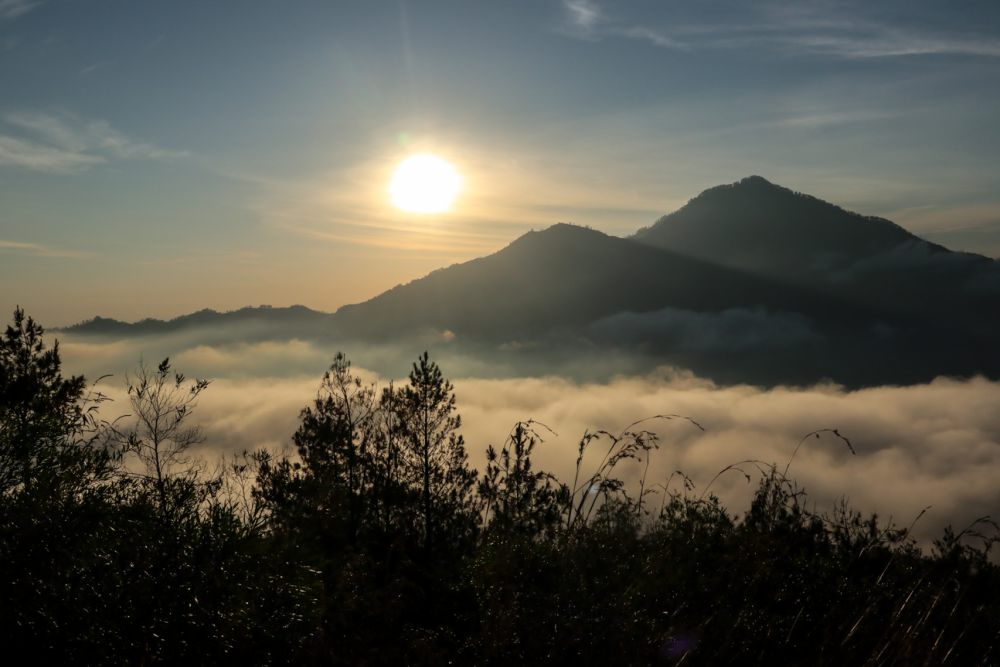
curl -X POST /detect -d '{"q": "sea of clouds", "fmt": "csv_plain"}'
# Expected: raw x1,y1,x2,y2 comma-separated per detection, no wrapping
59,333,1000,548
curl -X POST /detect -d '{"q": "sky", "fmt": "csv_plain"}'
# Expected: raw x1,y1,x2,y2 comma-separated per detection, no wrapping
2,0,1000,325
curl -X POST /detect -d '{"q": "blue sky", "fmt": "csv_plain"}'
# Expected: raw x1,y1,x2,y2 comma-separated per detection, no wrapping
2,0,1000,324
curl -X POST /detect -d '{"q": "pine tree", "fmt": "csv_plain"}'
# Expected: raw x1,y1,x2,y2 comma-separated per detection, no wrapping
0,306,110,497
395,352,477,550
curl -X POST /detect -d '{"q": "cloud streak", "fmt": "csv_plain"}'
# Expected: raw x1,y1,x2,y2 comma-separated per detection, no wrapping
0,135,104,172
0,239,90,258
564,0,600,32
560,0,1000,59
561,0,686,51
0,112,187,173
0,0,42,21
784,31,1000,59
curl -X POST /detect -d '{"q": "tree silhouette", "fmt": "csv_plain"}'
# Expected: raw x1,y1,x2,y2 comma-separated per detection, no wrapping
479,421,569,540
0,306,105,496
114,358,210,517
395,351,477,550
0,309,118,661
292,352,377,542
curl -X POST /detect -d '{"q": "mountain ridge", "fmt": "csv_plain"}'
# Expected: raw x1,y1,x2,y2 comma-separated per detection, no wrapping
61,304,332,335
635,175,951,262
60,176,998,387
328,220,878,341
632,175,998,326
65,176,994,335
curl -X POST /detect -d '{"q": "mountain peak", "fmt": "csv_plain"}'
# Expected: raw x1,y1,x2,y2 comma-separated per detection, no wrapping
634,176,931,278
737,174,775,187
505,223,609,251
690,175,791,204
526,222,604,238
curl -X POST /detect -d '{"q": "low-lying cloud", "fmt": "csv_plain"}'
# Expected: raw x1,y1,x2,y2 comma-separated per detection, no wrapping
589,307,819,351
60,334,1000,547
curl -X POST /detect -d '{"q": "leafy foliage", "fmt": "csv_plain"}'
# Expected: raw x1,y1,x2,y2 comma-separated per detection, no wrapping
480,421,568,540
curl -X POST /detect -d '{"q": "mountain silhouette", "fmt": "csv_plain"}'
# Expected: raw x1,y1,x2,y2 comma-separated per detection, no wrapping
635,176,929,274
64,305,333,338
63,178,999,386
633,176,1000,326
330,223,872,340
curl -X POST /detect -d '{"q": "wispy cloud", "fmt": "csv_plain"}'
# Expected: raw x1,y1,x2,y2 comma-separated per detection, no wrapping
773,110,897,129
784,32,1000,59
564,0,600,32
561,0,687,50
0,134,104,172
560,0,1000,59
6,112,188,160
0,0,43,21
80,61,115,76
287,223,505,256
0,112,188,173
615,25,687,50
0,239,90,258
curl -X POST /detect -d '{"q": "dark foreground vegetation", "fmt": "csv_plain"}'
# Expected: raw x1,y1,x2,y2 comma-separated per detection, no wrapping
2,308,999,665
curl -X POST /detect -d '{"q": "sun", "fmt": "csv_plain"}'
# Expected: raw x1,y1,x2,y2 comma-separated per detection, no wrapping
389,154,461,214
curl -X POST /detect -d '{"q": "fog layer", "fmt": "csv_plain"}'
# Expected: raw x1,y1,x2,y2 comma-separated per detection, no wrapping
60,334,1000,545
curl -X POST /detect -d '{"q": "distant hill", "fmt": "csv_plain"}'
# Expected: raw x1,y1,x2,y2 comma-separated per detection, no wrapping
635,176,931,273
326,219,994,385
62,178,1000,386
330,223,873,340
63,305,334,337
633,176,1000,327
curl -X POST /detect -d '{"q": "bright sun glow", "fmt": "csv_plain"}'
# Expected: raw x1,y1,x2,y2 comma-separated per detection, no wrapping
389,154,461,213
